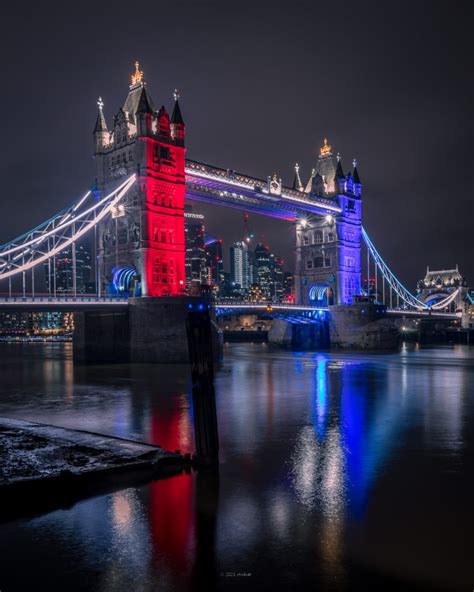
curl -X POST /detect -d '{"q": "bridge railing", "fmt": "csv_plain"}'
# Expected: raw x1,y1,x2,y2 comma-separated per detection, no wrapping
0,295,129,304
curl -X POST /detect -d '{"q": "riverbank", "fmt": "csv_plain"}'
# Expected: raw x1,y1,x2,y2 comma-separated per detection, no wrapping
0,417,191,522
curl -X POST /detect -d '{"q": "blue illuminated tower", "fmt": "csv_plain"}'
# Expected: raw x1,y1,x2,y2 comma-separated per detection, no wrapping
295,141,362,305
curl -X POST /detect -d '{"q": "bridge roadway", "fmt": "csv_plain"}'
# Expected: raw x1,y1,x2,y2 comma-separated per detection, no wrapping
0,296,461,320
185,159,342,220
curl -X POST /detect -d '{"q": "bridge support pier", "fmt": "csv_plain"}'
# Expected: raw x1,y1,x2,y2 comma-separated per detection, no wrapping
329,303,399,349
73,297,222,364
268,319,330,350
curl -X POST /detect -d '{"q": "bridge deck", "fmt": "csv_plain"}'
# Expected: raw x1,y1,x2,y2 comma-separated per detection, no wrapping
0,297,460,319
0,296,129,312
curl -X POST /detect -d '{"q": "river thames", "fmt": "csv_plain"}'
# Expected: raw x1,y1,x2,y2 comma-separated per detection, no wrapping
0,343,472,591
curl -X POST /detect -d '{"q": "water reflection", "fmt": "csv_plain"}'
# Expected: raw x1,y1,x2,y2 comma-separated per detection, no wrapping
0,344,471,590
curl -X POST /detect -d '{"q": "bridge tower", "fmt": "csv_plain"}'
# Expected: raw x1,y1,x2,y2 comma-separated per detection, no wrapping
295,140,362,305
93,62,186,297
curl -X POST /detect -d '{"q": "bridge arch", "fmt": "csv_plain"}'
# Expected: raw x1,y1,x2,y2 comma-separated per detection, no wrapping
112,266,140,296
309,283,334,307
419,291,452,307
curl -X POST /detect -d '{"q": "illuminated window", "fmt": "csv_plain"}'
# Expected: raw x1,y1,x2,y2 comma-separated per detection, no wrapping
314,231,323,244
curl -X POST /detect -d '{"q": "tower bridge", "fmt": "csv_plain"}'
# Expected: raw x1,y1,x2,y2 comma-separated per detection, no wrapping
0,63,469,359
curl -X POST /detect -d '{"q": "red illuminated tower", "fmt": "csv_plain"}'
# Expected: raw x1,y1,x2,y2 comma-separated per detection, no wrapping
93,62,186,297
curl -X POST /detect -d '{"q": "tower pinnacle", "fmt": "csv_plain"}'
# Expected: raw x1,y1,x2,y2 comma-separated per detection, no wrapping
93,96,108,133
171,89,185,125
320,138,332,157
131,61,144,86
292,163,304,192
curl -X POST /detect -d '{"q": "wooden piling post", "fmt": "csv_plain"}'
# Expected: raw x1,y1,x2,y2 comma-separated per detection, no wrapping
186,307,219,466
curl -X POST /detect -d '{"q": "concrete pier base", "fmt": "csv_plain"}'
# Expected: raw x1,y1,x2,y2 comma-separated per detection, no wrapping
268,319,330,349
73,297,223,364
329,302,399,349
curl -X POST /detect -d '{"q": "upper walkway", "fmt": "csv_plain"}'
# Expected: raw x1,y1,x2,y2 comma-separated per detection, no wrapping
185,159,341,220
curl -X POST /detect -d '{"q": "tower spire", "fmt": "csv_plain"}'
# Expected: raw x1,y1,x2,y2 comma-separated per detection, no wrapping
352,158,361,184
93,97,108,133
171,89,185,143
292,163,304,192
171,89,185,125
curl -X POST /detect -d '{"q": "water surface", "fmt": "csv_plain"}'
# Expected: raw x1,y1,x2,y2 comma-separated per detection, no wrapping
0,343,472,591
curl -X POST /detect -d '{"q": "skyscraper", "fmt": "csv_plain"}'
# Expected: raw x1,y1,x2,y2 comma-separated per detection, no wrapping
254,243,272,299
205,237,224,294
283,271,295,302
44,239,92,295
270,254,284,302
184,211,208,293
230,240,250,294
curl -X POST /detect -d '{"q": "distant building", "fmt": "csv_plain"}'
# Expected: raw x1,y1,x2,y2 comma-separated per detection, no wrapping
283,271,294,302
205,237,225,294
44,239,92,295
185,211,208,294
254,243,272,299
270,254,284,302
0,312,74,335
230,240,250,294
416,265,467,310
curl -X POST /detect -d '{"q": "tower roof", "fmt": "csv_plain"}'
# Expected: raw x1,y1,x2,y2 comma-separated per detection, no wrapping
335,159,344,178
136,86,154,114
171,90,184,125
353,165,361,184
158,105,169,119
123,84,155,122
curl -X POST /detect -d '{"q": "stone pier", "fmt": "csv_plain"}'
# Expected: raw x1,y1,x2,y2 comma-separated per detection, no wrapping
329,302,399,349
268,318,330,349
74,297,222,364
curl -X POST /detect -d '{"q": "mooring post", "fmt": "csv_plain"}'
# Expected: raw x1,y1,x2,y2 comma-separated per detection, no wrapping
186,307,219,466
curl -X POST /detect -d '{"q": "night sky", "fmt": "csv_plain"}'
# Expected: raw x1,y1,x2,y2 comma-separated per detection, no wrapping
0,1,471,289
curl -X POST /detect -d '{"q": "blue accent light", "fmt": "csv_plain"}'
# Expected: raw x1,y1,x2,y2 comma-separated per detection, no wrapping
112,265,137,295
188,303,193,310
198,303,204,311
309,283,333,307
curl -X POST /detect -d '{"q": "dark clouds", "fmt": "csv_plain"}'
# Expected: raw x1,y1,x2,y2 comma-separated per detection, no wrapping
0,0,471,287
